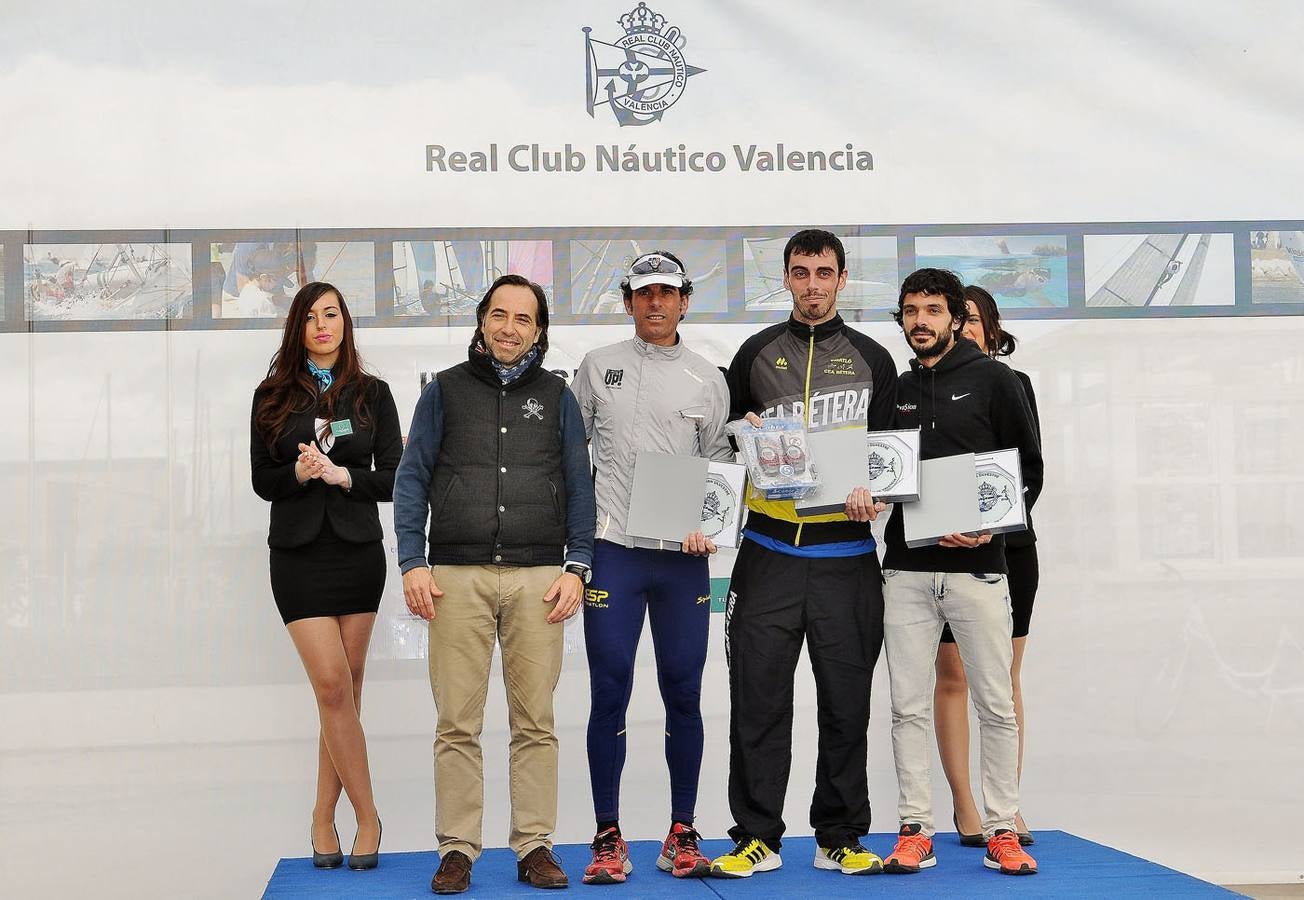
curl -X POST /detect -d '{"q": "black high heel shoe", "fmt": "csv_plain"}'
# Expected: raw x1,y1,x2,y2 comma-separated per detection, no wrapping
953,812,985,848
347,818,382,870
312,825,344,869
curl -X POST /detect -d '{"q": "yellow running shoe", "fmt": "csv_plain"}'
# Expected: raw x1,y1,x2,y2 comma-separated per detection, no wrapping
814,842,884,875
710,836,782,878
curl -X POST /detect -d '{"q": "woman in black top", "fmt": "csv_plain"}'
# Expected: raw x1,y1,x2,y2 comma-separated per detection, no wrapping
250,282,401,869
935,285,1042,847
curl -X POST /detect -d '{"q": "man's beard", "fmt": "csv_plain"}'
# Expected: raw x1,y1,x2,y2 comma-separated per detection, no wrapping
794,292,835,323
910,327,953,359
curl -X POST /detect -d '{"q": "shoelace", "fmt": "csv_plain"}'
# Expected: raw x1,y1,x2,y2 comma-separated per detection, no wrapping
895,833,931,858
989,833,1021,858
591,831,624,862
729,838,765,861
673,827,703,854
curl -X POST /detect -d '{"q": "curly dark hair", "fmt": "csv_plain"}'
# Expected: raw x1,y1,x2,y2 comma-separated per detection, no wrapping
894,267,967,326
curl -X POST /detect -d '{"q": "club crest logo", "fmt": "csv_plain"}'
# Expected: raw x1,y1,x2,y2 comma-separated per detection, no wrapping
584,3,706,127
522,398,545,420
976,467,1016,525
867,440,905,493
700,472,736,539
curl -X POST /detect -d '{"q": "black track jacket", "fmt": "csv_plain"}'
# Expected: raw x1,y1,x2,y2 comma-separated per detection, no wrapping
726,314,898,547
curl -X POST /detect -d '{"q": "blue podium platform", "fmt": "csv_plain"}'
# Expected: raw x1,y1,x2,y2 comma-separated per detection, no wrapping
264,831,1236,898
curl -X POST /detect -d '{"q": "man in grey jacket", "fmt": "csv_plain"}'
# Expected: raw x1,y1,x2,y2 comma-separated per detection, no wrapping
569,250,733,884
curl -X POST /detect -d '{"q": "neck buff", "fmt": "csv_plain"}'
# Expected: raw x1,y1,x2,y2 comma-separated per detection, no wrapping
307,358,334,393
479,342,539,385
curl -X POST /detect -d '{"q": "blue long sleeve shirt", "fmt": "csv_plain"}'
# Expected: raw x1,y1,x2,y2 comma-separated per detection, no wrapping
394,377,596,574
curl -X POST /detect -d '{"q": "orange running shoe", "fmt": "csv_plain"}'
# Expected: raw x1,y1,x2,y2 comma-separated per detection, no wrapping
657,822,711,878
985,829,1038,875
582,827,632,885
883,824,935,873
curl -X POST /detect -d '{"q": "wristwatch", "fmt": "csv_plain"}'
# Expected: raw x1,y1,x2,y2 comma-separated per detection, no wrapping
563,562,592,584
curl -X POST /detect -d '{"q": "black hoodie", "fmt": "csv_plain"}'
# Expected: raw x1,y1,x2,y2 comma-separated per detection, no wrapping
882,337,1043,574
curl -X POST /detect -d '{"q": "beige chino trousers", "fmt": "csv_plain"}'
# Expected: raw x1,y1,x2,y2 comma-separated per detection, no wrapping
428,564,563,860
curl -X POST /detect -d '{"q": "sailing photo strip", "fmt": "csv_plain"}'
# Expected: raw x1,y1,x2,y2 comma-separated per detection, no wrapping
8,219,1304,332
392,239,554,319
210,240,376,320
1084,232,1235,308
24,242,193,322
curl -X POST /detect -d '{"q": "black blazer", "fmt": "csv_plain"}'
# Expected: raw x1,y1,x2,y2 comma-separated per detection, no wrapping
251,378,402,549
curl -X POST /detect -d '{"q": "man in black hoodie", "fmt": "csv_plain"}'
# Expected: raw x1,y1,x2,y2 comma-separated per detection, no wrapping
879,268,1043,878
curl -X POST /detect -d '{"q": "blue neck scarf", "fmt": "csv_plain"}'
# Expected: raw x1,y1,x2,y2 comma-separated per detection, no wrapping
307,359,334,393
489,345,539,385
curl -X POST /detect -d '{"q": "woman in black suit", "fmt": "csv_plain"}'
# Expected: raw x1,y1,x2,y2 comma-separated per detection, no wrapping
936,284,1043,847
250,281,401,869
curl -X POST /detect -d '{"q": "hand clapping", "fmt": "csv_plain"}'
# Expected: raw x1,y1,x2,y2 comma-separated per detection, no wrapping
295,441,351,488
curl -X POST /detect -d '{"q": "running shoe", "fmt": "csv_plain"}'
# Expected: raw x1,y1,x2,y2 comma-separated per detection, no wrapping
813,841,883,875
709,835,781,878
984,829,1038,875
582,827,631,885
883,823,936,873
656,822,710,878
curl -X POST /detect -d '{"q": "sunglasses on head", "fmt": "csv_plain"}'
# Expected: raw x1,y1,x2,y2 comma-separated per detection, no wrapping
628,254,683,277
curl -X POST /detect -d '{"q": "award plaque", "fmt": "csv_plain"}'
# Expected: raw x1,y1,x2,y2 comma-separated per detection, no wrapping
701,461,747,548
794,427,871,515
627,452,709,545
903,453,981,548
865,427,920,503
973,448,1027,535
627,453,748,549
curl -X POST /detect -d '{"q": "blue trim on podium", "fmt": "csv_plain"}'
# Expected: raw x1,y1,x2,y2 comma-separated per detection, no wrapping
264,831,1236,898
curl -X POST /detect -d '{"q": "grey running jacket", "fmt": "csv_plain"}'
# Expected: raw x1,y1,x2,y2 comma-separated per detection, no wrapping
572,336,733,548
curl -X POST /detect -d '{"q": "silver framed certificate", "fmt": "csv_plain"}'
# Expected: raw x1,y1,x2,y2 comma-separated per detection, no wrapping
865,428,920,502
974,448,1027,535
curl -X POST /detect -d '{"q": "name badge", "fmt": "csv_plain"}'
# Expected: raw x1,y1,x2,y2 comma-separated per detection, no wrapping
329,419,353,438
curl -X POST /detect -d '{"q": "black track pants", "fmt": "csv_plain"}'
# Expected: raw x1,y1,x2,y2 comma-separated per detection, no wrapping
724,538,885,851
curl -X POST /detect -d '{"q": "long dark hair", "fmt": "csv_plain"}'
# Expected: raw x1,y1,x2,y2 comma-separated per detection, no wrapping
963,285,1018,356
254,282,373,452
469,274,551,359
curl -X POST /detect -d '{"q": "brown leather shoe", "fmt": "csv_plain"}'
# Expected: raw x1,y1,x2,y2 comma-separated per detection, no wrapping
516,846,569,889
431,850,472,894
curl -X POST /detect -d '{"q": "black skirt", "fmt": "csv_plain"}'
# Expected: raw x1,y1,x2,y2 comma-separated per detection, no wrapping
270,520,386,625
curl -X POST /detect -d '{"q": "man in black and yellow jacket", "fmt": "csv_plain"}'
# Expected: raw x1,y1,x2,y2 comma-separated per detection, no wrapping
711,230,898,879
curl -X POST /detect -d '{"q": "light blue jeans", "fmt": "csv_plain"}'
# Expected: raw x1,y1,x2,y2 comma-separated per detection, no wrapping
882,569,1018,838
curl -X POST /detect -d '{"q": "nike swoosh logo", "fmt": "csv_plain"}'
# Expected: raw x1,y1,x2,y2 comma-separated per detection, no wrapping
951,393,971,400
